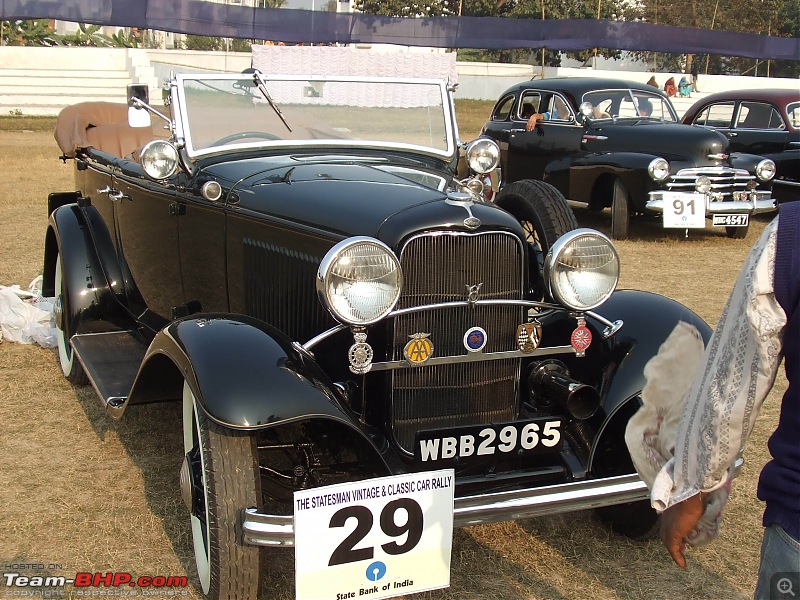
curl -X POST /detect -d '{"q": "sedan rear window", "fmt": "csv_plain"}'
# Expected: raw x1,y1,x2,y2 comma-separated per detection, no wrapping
737,101,785,130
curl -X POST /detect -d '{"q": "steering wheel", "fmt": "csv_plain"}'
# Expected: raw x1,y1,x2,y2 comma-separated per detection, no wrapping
211,131,281,145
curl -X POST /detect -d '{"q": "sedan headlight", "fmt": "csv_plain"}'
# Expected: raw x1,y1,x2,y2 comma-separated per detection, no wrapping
317,237,403,326
756,159,776,182
465,138,500,174
140,140,179,180
544,229,620,311
648,158,670,182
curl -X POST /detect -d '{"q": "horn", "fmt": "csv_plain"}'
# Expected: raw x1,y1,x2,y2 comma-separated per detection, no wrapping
528,360,600,420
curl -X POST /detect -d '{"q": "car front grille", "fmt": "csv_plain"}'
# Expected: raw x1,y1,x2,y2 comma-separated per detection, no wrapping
666,167,756,200
390,231,525,454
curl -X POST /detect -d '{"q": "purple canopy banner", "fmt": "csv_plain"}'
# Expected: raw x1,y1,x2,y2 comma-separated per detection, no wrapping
1,0,798,60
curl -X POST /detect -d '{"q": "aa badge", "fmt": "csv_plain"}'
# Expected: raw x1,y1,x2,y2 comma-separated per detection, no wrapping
516,321,542,354
404,333,434,366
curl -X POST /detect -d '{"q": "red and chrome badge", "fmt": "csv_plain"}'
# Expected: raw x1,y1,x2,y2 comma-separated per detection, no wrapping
570,317,592,357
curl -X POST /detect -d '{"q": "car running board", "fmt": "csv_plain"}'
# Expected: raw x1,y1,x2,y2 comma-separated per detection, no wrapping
70,330,147,412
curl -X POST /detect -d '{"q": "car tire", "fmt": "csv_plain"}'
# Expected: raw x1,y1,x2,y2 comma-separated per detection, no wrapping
54,253,88,384
726,225,749,239
495,179,578,254
611,179,630,241
182,382,263,600
595,500,661,541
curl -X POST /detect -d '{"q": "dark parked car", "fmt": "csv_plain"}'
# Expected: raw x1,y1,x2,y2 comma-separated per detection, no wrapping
47,71,712,599
682,88,800,203
481,77,777,239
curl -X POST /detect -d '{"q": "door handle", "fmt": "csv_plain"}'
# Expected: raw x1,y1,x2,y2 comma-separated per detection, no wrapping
97,187,131,202
726,132,738,138
108,190,131,202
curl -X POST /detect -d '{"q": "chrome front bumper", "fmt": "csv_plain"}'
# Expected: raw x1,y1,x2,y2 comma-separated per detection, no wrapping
646,190,776,215
241,473,649,547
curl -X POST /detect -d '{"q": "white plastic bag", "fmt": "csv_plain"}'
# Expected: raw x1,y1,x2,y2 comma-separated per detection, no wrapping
0,286,58,348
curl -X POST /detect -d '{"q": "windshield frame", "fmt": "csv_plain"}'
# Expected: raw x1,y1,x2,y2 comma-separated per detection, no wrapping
171,73,457,162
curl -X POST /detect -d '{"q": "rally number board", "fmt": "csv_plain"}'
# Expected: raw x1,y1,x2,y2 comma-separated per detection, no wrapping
662,192,706,228
294,470,455,600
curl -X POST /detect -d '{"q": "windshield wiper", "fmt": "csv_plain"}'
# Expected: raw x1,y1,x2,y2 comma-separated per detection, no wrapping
252,70,292,133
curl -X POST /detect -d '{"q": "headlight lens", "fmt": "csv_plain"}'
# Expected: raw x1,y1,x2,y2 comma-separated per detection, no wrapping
140,140,179,180
544,229,620,311
466,138,500,174
695,175,712,194
756,159,776,182
317,237,402,326
648,158,670,182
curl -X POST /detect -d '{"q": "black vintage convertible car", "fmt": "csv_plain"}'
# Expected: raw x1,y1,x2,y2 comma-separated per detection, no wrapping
481,77,778,239
46,71,711,599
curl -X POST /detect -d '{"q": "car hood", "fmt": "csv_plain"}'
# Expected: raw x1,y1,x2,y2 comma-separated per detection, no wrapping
585,121,730,163
201,156,521,242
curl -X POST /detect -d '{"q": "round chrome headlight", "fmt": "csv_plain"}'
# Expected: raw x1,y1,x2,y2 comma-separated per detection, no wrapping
756,159,776,182
317,237,403,326
648,158,670,182
544,229,620,311
695,175,712,194
465,138,500,174
140,140,179,180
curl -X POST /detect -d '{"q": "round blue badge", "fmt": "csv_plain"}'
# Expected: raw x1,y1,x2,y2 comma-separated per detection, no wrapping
366,561,387,581
463,327,487,352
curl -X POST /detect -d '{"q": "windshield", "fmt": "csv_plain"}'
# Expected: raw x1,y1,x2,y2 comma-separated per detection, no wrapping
173,74,454,159
582,89,677,122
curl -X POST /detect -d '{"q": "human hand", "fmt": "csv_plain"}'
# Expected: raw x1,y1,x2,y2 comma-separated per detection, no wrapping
660,493,707,568
525,114,544,132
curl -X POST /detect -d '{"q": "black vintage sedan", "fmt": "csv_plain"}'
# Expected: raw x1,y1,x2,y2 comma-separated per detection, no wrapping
482,77,777,239
682,88,800,203
46,71,712,599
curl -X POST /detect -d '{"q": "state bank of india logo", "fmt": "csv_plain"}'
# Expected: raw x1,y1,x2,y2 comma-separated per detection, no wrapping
403,332,434,365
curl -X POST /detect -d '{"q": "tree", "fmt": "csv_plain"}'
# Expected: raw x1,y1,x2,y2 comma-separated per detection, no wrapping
354,0,457,17
625,0,796,75
184,35,223,51
0,19,57,46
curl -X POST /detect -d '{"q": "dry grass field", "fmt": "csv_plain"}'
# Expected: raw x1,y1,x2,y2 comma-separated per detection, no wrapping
0,108,785,600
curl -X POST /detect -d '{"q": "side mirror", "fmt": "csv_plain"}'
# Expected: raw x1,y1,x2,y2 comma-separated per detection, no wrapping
127,84,152,128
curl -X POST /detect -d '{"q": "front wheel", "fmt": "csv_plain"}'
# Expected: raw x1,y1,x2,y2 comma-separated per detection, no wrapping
726,224,749,239
595,501,661,540
181,382,263,599
610,179,630,241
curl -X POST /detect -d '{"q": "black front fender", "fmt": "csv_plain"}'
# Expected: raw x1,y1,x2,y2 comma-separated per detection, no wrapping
587,289,711,474
593,289,712,418
130,314,366,432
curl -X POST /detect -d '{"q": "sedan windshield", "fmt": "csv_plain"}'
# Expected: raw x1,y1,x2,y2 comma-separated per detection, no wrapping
582,89,677,122
173,74,454,159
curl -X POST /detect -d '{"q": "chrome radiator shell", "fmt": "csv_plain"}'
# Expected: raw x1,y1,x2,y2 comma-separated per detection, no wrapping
390,231,526,453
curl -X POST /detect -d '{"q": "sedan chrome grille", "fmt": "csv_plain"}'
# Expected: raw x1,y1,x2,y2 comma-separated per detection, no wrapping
391,232,525,453
666,167,755,201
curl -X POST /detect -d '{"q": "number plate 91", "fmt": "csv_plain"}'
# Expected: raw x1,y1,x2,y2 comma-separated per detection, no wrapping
415,419,562,463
